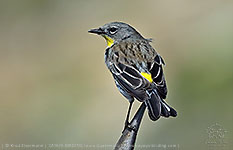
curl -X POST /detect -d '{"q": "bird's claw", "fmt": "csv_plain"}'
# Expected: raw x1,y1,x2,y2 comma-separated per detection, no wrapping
122,122,137,133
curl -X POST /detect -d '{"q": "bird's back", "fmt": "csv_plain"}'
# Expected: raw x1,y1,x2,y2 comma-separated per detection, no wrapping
105,40,157,74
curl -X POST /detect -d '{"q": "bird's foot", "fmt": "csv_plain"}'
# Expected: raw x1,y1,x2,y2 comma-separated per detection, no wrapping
122,121,129,133
122,121,137,133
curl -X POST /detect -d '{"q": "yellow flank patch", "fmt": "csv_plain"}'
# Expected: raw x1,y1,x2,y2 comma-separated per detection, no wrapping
102,35,114,47
141,72,153,83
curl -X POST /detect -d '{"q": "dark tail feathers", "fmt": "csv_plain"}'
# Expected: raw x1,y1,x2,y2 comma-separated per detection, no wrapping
145,90,177,121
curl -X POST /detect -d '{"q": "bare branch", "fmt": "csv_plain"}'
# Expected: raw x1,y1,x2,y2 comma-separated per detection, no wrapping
114,103,146,150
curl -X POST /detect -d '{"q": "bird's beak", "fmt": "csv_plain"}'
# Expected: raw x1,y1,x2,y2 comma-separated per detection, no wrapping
88,28,104,35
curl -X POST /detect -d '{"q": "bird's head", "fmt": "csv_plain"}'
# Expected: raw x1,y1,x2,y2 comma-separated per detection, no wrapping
88,22,144,47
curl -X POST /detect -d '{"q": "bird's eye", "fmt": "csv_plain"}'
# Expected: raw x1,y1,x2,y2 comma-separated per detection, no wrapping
109,27,117,34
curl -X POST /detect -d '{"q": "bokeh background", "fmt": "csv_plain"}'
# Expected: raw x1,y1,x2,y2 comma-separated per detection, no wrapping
0,0,232,149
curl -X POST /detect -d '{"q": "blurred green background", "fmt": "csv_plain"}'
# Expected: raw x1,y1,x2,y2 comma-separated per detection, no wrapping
0,0,232,149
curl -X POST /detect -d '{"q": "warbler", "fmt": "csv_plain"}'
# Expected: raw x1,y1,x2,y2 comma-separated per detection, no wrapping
88,22,177,127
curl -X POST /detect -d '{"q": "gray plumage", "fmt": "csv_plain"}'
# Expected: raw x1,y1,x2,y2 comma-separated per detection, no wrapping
89,22,177,121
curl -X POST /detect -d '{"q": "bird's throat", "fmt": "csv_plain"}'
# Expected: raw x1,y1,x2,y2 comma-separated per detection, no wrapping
102,35,114,47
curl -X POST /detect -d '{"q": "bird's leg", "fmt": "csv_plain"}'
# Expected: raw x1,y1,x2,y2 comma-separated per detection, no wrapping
123,101,134,132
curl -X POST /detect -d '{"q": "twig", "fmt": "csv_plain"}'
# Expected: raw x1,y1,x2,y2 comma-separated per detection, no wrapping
114,103,146,150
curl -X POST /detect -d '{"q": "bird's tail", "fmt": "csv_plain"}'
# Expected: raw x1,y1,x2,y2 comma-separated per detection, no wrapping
145,90,177,121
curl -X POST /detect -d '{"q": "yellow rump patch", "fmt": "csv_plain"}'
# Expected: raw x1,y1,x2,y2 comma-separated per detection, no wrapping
141,72,153,83
102,35,114,47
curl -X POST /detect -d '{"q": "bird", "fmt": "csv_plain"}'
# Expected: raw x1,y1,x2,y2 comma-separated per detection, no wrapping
88,22,177,129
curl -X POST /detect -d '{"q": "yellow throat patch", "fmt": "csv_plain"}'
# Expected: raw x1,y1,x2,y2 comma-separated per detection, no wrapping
102,35,114,47
141,72,153,83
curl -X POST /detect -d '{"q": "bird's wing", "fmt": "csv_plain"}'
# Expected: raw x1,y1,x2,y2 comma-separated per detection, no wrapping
110,61,150,102
149,54,167,99
108,41,167,100
108,44,174,120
